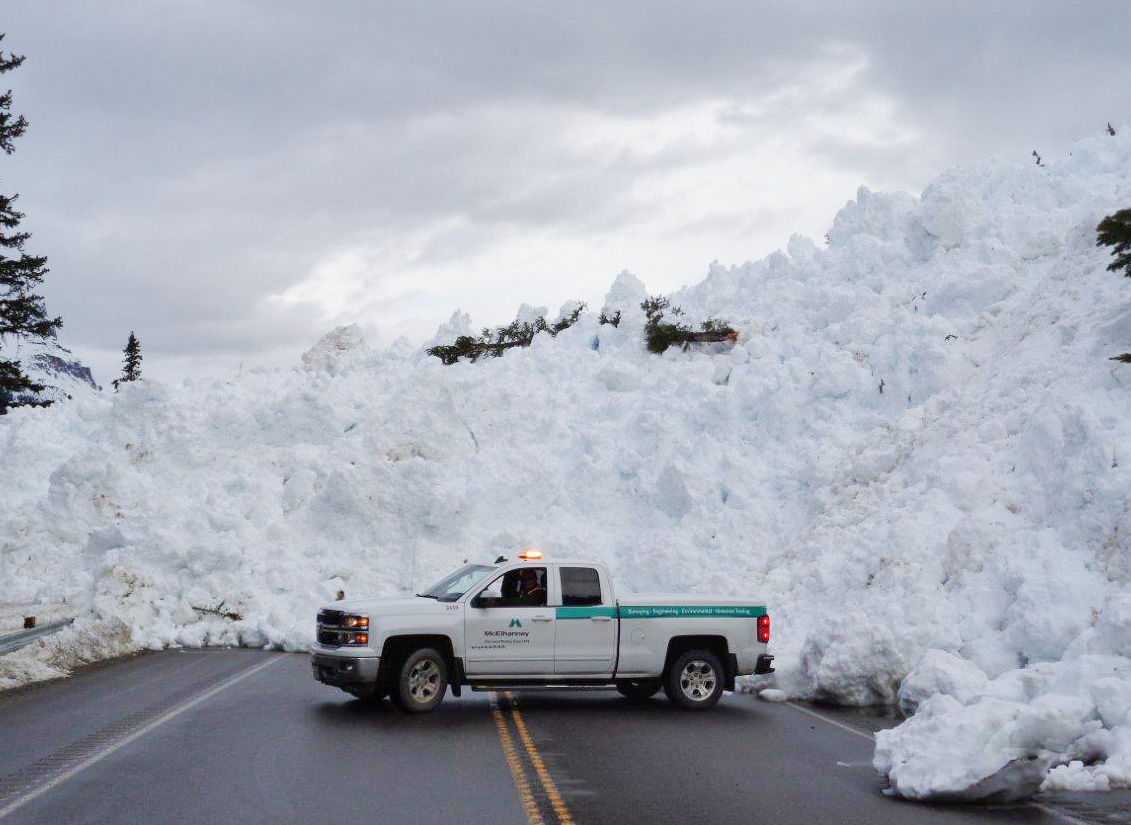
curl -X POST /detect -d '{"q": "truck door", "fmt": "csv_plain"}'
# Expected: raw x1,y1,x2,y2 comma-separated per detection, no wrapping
464,566,555,676
554,566,616,676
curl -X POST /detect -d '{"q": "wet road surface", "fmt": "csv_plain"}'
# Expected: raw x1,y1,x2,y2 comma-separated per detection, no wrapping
0,651,1127,825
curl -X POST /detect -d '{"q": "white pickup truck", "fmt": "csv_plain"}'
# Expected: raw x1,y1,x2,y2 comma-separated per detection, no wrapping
311,551,773,713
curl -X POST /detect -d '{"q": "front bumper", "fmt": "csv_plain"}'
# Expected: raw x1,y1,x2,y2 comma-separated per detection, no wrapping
311,652,380,686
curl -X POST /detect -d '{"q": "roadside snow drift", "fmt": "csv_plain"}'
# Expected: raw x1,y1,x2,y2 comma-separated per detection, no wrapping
3,129,1131,796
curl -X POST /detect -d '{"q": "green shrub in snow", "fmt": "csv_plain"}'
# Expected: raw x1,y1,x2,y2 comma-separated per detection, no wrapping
641,296,737,355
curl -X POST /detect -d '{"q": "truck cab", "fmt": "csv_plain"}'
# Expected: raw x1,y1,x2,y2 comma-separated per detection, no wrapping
311,551,773,713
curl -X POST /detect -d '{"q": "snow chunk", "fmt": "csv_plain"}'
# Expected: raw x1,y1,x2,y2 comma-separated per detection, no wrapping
301,324,368,373
898,649,989,716
799,623,905,706
601,270,647,321
516,303,549,324
1044,761,1112,793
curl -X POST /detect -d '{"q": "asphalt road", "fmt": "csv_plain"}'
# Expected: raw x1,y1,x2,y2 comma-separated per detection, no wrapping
0,650,1127,825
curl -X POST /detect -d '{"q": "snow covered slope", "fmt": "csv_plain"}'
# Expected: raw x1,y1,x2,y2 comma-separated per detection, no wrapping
1,334,101,405
2,129,1131,796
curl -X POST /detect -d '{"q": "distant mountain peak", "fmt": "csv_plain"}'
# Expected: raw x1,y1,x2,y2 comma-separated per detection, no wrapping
1,334,101,405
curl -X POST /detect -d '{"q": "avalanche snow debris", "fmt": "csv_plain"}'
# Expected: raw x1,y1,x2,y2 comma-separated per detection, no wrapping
3,128,1131,797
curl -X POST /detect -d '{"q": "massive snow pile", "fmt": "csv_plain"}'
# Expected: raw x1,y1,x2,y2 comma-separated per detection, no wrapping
2,129,1130,796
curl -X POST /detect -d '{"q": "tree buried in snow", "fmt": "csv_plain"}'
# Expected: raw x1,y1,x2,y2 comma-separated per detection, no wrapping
641,296,737,355
427,303,585,365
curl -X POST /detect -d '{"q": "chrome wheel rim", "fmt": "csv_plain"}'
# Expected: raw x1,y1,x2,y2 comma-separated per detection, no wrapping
679,660,717,702
408,659,441,702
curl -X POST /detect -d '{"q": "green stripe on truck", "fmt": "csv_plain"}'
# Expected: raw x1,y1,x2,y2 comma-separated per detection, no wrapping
555,605,766,619
555,606,617,619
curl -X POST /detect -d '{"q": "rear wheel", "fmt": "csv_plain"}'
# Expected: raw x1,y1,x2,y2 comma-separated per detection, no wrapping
616,680,662,700
663,649,724,711
390,648,448,713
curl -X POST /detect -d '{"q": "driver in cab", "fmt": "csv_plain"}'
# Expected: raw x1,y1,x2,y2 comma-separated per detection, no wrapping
500,567,546,606
516,568,545,604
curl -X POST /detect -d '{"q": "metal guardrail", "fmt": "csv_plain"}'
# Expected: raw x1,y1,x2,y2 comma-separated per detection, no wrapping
0,618,75,656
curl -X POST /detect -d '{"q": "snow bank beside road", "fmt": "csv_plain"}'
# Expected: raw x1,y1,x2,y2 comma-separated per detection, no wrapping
875,595,1131,798
3,129,1131,796
0,618,139,691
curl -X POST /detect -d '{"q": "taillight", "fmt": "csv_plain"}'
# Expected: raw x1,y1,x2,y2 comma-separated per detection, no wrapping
758,614,771,643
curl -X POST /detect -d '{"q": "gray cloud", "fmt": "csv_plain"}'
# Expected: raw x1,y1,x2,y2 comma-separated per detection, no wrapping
3,0,1129,384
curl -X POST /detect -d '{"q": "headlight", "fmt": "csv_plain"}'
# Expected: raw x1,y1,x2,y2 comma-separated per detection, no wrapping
343,632,369,646
343,615,369,629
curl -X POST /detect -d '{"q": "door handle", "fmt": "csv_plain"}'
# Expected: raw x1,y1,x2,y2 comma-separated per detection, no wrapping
591,616,612,622
531,615,552,622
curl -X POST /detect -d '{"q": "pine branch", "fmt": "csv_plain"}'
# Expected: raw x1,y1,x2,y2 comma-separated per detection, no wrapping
190,601,244,621
427,303,586,364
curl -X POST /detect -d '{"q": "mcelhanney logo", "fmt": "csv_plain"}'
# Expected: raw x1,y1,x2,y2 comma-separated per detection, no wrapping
508,619,523,628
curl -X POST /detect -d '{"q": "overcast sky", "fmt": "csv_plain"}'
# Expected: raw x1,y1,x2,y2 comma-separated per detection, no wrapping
4,1,1130,384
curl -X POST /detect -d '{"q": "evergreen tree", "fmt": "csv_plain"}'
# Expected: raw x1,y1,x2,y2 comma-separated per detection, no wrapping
1099,208,1131,362
0,35,61,413
113,331,142,389
1097,208,1131,277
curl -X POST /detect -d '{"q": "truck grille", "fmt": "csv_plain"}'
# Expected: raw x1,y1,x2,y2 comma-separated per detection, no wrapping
316,610,350,647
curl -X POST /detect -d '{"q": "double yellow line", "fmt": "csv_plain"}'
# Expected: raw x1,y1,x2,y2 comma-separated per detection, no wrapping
490,691,576,825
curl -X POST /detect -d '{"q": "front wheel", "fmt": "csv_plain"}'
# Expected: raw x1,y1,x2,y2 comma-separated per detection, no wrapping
616,680,662,700
390,648,448,713
663,649,724,711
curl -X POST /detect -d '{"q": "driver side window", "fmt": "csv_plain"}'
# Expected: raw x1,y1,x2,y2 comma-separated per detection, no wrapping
472,567,548,608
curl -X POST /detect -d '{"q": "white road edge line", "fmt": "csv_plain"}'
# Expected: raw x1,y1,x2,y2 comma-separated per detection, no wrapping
785,701,875,742
0,654,285,821
787,701,1095,825
1030,802,1096,825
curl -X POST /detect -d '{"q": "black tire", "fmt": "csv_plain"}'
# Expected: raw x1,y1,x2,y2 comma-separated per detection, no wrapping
663,649,725,711
389,648,448,713
616,680,662,700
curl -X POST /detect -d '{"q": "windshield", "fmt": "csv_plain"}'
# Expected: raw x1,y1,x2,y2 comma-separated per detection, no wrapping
419,564,496,602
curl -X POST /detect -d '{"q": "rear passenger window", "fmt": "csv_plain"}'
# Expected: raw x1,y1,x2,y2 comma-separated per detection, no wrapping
561,567,602,606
